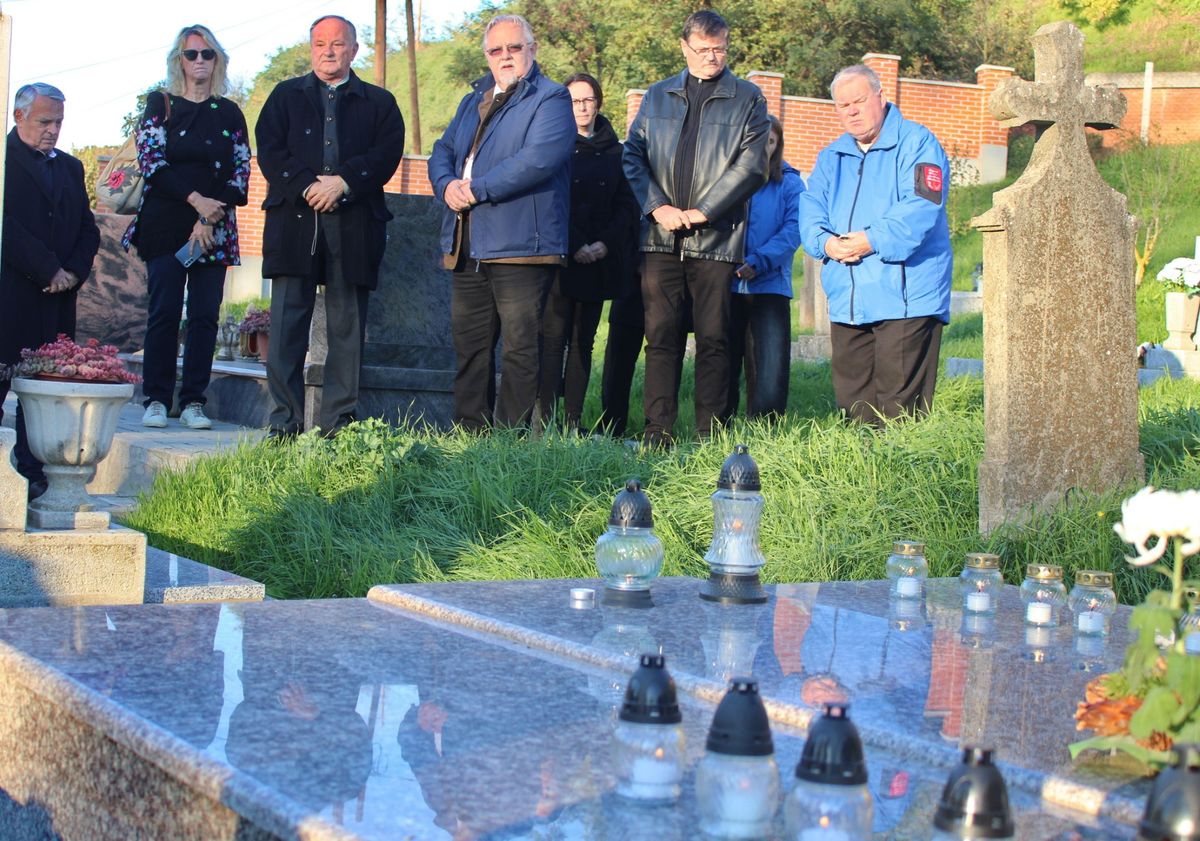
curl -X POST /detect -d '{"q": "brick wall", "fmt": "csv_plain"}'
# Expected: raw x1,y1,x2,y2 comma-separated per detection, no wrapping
235,60,1199,259
1085,72,1200,148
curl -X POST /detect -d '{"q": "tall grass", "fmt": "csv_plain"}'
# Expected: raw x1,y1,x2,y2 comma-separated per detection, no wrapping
124,371,1200,604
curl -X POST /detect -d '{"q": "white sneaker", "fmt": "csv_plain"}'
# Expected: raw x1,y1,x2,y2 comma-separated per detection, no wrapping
142,401,168,428
180,403,213,430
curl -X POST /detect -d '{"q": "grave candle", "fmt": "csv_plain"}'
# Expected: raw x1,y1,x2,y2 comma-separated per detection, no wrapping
1025,602,1052,625
966,591,991,613
959,553,1002,616
886,541,927,600
1068,571,1116,637
614,654,685,803
897,576,921,598
625,753,682,800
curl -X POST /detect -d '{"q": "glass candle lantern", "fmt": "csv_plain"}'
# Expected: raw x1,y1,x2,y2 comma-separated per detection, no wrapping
785,704,873,841
886,540,927,600
959,553,1002,616
613,654,686,803
1067,570,1117,637
700,446,768,605
1019,564,1066,627
696,679,780,838
595,479,664,608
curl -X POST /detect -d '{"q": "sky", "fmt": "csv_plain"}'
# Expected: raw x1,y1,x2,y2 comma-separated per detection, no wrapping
1,0,484,150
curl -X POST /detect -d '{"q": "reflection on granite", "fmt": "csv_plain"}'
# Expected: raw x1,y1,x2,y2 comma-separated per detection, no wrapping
368,576,1151,825
143,547,265,604
0,596,1136,839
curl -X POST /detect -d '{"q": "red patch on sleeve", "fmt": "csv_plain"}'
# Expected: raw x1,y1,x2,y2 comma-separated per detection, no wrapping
923,165,943,193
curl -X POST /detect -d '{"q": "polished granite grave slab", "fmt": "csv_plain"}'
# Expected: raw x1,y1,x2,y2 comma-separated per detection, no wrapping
0,596,1134,839
369,576,1151,824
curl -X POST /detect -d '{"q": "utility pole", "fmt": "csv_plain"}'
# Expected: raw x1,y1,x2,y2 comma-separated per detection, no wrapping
405,0,422,153
374,0,386,88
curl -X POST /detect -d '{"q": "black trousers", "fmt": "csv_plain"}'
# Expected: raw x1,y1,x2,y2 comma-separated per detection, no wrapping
725,292,791,421
829,316,943,426
0,384,44,483
538,276,604,427
641,252,732,439
267,223,369,433
142,255,226,409
451,262,554,430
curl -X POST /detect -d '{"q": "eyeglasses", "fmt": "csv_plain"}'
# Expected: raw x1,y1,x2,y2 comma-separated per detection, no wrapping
182,49,217,61
683,42,728,58
571,97,597,108
484,42,528,58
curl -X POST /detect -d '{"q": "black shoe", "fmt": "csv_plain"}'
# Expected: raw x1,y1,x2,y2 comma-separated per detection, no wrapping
27,479,48,502
265,427,300,443
641,428,675,450
320,414,357,440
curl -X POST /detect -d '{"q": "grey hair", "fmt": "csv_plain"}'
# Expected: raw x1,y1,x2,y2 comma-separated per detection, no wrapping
829,64,882,99
310,15,357,44
14,83,65,116
166,25,230,96
482,14,535,49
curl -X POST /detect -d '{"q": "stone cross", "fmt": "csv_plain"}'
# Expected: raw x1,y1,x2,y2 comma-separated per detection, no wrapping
973,21,1143,533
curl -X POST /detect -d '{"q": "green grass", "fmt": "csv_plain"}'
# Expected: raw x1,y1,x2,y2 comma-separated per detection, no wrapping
123,365,1200,605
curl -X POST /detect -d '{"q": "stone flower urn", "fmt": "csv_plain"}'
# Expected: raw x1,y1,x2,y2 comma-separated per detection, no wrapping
1163,291,1200,352
11,376,134,529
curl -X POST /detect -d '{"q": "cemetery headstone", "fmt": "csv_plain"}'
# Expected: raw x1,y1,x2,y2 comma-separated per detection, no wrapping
76,214,148,353
973,21,1144,533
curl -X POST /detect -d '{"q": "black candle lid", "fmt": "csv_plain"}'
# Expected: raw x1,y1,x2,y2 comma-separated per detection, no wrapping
933,747,1014,839
717,445,761,491
609,479,653,528
795,703,868,785
619,653,682,724
705,678,774,756
1140,743,1200,841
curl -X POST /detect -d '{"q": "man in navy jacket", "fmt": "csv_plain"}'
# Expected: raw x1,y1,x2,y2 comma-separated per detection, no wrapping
428,14,574,430
800,64,952,426
256,15,405,438
1,83,100,499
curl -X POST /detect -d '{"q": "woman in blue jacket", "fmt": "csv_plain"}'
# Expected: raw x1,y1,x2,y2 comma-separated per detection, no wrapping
724,115,804,420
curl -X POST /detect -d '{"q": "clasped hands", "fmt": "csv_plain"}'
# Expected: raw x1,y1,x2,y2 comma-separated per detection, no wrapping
651,204,707,232
443,178,477,212
823,231,873,264
186,191,228,255
43,268,79,294
305,175,348,214
573,241,608,264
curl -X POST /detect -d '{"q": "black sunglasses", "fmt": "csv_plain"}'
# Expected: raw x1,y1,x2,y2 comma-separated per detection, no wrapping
182,49,216,61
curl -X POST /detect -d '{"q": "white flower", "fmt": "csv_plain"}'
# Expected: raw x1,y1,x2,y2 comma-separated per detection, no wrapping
1157,257,1200,291
1113,486,1200,566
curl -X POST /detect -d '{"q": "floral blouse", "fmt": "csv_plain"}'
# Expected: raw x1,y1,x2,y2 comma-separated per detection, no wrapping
122,92,251,266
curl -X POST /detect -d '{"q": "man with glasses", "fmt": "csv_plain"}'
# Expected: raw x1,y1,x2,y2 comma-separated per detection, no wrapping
799,64,951,426
623,9,769,447
429,14,574,430
256,15,405,439
1,83,100,500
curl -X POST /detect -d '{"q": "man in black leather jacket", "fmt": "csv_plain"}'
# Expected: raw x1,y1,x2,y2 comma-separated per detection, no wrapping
622,9,769,446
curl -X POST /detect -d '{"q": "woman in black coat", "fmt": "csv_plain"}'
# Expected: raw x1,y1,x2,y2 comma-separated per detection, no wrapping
537,73,639,432
124,24,250,431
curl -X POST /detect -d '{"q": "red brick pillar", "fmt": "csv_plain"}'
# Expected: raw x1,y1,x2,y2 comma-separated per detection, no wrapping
862,53,901,105
975,64,1016,183
625,89,646,136
747,70,784,118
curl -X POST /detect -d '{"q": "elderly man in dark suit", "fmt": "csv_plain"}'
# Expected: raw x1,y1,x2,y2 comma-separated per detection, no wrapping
1,83,100,500
255,15,405,438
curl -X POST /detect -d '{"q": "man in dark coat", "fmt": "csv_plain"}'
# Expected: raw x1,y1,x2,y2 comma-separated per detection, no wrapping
1,83,100,499
255,15,405,437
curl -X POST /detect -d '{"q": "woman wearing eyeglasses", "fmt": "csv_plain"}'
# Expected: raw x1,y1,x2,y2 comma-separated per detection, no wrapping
123,24,250,430
536,72,639,433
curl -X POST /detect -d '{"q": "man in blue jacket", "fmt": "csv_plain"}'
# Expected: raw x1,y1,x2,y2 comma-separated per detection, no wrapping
428,14,575,430
799,64,952,426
